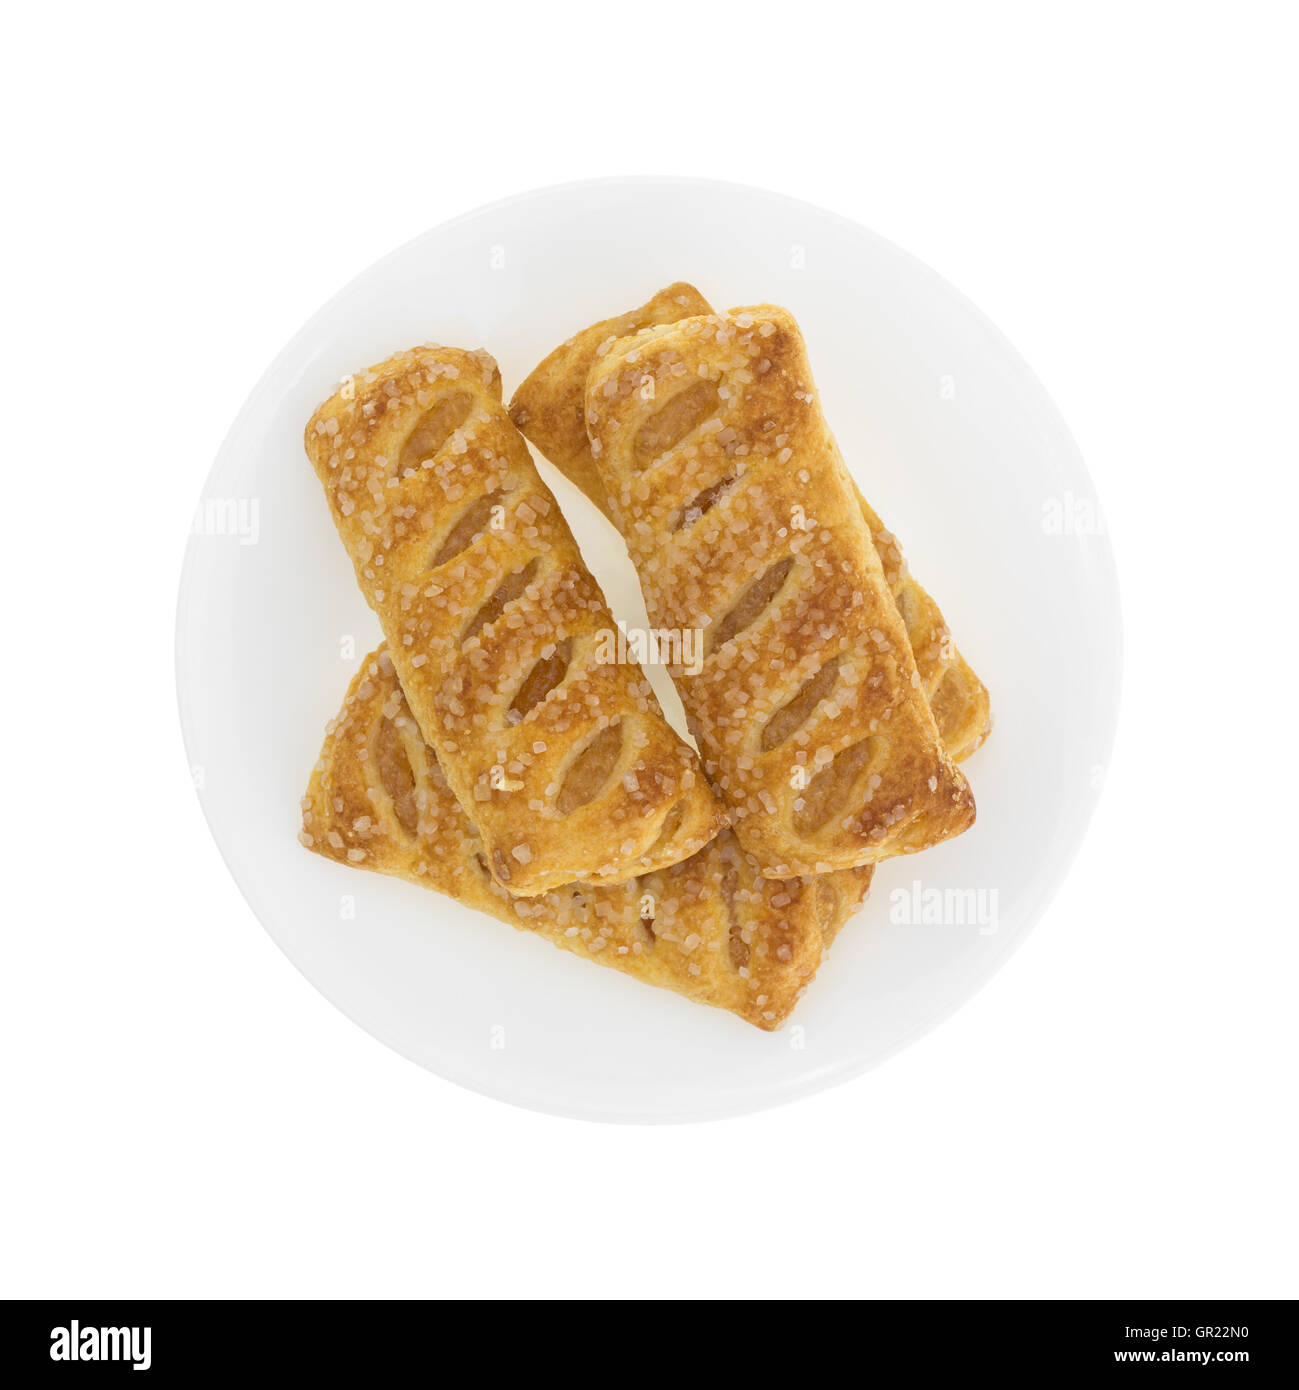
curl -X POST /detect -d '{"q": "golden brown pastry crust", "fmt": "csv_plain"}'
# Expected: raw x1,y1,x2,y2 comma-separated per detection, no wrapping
301,650,874,1030
584,306,976,876
510,284,990,761
510,282,713,518
861,495,991,762
305,346,727,897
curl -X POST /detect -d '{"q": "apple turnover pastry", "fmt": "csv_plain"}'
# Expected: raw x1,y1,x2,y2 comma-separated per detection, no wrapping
510,284,990,761
301,650,874,1029
305,346,727,897
583,306,976,876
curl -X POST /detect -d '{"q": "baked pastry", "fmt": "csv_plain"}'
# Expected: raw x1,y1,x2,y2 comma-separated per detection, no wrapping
511,282,713,519
301,649,874,1029
510,284,990,761
583,306,977,876
858,493,991,761
305,346,727,897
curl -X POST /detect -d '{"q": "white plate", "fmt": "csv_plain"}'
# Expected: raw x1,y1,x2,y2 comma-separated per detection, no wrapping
176,177,1121,1123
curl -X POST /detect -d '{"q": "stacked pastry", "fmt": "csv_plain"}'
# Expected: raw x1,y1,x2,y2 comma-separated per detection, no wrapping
300,285,990,1029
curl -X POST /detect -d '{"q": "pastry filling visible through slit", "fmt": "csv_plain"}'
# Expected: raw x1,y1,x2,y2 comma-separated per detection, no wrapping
430,491,508,568
672,473,739,532
794,738,879,834
812,876,840,937
399,391,475,470
462,557,542,643
722,866,747,970
508,639,572,720
709,555,794,655
556,723,624,815
638,891,657,944
634,380,721,468
374,717,419,836
491,847,512,884
761,656,843,751
893,578,921,631
643,800,684,859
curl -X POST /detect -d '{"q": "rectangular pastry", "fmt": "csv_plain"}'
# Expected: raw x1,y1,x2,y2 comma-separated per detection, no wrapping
581,306,977,876
301,649,874,1030
509,284,991,761
305,346,727,897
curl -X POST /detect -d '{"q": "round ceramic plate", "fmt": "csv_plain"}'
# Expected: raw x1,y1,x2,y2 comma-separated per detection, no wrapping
176,177,1121,1123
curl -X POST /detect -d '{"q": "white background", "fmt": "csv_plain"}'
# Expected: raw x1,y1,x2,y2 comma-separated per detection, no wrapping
3,1,1294,1299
